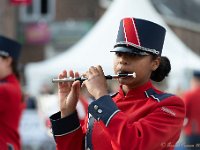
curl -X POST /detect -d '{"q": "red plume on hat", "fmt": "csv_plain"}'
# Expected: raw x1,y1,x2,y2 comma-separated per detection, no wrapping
111,17,166,56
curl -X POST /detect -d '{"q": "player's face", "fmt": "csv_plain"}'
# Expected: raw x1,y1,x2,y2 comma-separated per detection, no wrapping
0,56,12,79
113,52,159,90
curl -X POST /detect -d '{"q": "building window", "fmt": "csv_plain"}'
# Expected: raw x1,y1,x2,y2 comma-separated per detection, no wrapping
19,0,55,22
41,0,48,14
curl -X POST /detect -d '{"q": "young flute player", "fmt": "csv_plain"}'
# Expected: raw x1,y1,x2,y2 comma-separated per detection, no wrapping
50,17,185,150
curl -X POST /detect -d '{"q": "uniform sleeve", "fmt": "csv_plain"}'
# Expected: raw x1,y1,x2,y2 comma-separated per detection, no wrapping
88,95,185,150
50,111,85,150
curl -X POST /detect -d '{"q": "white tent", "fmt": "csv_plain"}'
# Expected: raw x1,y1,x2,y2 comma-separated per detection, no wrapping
25,0,200,95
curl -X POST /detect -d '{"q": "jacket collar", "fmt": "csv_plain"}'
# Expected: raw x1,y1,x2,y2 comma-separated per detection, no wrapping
118,81,154,99
0,74,17,83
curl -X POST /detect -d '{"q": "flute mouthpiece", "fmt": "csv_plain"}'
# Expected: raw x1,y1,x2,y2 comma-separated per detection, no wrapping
132,72,136,78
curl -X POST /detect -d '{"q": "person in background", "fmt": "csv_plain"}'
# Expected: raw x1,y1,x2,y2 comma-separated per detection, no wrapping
183,70,200,149
50,17,185,150
0,35,23,150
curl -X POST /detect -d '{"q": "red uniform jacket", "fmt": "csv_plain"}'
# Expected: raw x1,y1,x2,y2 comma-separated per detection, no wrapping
50,81,185,150
183,87,200,136
0,74,23,150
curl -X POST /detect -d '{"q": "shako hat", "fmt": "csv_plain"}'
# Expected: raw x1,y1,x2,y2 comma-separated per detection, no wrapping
111,17,166,56
0,35,21,61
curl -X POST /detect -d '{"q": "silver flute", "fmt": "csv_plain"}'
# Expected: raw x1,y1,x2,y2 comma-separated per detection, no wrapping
52,72,136,83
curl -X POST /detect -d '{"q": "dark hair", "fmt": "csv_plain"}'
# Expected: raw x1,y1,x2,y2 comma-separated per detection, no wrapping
150,56,171,82
11,59,20,80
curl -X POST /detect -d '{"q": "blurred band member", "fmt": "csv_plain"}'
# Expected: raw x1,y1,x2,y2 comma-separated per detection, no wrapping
0,36,23,150
183,70,200,149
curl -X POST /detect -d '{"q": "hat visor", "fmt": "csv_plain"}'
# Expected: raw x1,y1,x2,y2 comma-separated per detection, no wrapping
110,46,149,55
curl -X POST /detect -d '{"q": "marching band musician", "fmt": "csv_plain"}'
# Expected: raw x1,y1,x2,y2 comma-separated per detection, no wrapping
183,70,200,149
50,18,185,150
0,35,23,150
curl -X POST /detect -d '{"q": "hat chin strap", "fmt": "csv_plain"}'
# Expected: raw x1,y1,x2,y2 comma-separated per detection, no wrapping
115,42,160,55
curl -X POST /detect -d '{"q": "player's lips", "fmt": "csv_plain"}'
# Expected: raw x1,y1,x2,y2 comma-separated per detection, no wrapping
117,71,133,74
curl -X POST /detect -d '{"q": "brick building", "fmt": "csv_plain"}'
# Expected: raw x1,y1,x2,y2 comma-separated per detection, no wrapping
0,0,106,85
18,0,105,65
0,1,18,39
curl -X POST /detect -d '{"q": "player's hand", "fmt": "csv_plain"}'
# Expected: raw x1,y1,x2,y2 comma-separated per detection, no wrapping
58,70,80,118
83,65,108,100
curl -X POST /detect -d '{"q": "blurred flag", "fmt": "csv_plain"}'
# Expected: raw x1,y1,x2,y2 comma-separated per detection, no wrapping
10,0,32,5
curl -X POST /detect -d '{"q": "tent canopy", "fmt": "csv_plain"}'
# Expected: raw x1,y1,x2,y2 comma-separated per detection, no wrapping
25,0,200,95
